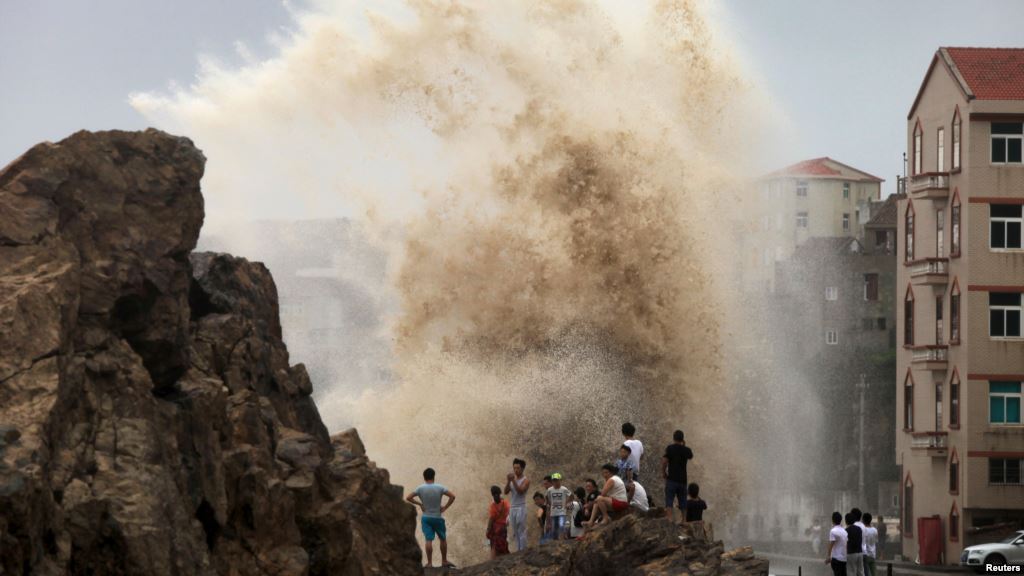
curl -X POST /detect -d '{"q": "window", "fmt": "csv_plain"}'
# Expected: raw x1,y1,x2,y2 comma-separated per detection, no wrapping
936,295,944,345
797,211,808,228
935,380,944,430
904,371,915,430
936,208,945,257
862,318,875,331
825,286,838,301
951,191,961,256
864,273,879,301
989,381,1022,425
914,122,923,174
905,202,915,262
991,122,1023,164
877,317,887,330
989,458,1023,485
952,109,961,171
826,330,839,345
843,213,850,231
843,182,850,199
951,282,961,344
950,503,960,542
950,450,960,493
905,286,915,346
796,180,808,197
904,475,914,536
990,292,1022,338
950,370,960,428
937,127,945,172
990,204,1023,249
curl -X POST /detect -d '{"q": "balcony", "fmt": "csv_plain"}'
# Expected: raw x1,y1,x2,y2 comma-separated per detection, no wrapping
911,345,948,371
908,172,950,199
908,258,949,285
910,431,948,457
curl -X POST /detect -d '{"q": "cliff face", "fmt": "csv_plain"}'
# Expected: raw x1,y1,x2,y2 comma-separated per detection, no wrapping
0,130,421,575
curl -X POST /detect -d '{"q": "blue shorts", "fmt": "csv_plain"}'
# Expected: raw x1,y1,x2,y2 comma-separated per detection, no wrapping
665,479,687,509
421,516,447,541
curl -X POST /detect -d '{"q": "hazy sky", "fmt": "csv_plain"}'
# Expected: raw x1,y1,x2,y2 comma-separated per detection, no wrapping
3,1,1023,197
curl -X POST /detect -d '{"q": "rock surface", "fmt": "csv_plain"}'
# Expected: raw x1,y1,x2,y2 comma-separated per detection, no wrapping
0,130,421,575
457,517,768,576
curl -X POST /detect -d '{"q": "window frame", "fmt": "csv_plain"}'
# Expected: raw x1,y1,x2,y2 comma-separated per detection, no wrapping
904,370,915,431
825,329,839,346
936,208,945,258
949,502,960,542
905,285,915,346
913,120,923,175
825,286,838,301
796,180,808,197
905,200,915,262
989,381,1022,426
936,294,944,346
989,204,1023,251
989,292,1022,339
989,457,1024,485
949,449,960,494
937,126,946,173
950,279,961,345
949,368,961,429
864,273,879,301
991,122,1023,165
843,213,850,231
904,473,914,537
935,379,943,430
950,189,961,258
843,182,850,199
796,211,809,229
952,108,962,172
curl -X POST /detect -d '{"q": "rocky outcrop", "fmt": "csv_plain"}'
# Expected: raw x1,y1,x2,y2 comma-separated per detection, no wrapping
0,130,421,575
459,517,768,576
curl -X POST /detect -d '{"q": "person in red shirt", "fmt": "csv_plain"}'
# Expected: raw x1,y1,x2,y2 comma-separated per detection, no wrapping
486,485,511,558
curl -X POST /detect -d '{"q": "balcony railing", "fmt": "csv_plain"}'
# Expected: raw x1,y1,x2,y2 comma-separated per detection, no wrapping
911,345,948,363
908,258,948,276
910,431,948,454
909,172,950,193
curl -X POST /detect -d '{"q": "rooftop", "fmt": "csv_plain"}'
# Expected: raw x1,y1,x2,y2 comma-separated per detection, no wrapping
865,193,906,229
945,47,1024,101
763,157,884,183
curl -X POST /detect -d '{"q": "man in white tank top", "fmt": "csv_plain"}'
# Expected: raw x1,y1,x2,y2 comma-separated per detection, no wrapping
504,458,530,551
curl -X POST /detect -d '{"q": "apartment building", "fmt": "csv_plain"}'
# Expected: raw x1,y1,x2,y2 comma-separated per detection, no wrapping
740,158,883,293
896,47,1024,564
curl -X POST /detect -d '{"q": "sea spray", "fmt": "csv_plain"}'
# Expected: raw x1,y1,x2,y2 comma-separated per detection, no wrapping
134,0,773,563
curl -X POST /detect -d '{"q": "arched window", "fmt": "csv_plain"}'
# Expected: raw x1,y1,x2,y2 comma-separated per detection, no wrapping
938,127,946,172
904,473,914,537
950,367,961,429
950,278,961,344
904,369,915,431
905,200,915,262
950,502,960,542
949,448,960,494
935,379,944,430
914,120,923,175
951,188,961,257
905,285,915,346
952,107,962,171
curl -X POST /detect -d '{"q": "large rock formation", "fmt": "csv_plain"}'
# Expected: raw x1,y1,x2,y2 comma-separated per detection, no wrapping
0,130,421,575
459,517,768,576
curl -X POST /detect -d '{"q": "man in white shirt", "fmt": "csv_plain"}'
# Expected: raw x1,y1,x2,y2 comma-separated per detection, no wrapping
862,513,879,576
826,511,847,576
622,422,644,480
628,481,650,513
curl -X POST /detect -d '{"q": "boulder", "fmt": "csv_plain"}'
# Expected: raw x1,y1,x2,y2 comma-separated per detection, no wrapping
0,130,421,575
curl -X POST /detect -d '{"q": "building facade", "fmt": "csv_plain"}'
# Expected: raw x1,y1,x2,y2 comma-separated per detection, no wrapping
896,47,1024,564
740,158,883,293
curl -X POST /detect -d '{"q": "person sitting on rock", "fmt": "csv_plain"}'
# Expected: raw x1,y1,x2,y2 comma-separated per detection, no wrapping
582,478,600,518
615,444,636,483
569,487,587,539
405,467,456,569
486,485,511,558
628,480,650,513
584,464,630,528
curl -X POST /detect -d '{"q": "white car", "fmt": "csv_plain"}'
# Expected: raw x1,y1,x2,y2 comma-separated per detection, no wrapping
961,530,1024,571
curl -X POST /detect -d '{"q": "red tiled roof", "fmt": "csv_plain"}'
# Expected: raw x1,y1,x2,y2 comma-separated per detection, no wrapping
764,157,884,182
944,47,1024,100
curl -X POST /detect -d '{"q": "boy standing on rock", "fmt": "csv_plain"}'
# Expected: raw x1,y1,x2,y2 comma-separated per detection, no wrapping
406,468,456,569
545,473,572,540
622,422,644,481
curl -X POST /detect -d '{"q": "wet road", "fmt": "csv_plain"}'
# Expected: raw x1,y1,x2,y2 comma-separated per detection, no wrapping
760,553,970,576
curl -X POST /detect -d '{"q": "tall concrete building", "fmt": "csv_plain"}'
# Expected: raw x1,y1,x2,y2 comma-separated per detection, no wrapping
739,158,883,292
896,47,1024,564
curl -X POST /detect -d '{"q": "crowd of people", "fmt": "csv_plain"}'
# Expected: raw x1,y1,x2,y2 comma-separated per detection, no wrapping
405,423,706,568
825,508,882,576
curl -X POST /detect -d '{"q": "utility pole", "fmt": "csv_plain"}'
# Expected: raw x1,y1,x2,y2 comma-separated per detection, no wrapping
858,373,867,505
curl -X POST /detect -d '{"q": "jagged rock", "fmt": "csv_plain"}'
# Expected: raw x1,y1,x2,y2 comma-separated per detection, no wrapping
458,517,768,576
0,130,421,575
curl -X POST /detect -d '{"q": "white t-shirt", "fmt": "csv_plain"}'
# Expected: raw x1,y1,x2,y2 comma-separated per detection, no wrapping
863,526,878,558
829,525,848,561
567,501,584,538
606,475,628,502
624,439,644,474
854,521,867,553
630,481,650,512
547,486,571,517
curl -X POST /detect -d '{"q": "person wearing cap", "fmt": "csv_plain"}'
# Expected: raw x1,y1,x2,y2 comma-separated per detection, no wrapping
545,473,572,541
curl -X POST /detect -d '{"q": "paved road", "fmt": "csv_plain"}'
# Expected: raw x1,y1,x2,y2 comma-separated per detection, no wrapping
760,553,970,576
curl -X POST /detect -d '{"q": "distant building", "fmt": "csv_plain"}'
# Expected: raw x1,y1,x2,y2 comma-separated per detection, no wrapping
896,47,1024,564
740,158,884,292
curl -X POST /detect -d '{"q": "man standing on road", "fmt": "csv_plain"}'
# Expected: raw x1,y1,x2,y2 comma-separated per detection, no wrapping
406,468,456,569
845,511,865,576
826,511,847,576
662,429,693,522
862,513,878,576
504,458,530,552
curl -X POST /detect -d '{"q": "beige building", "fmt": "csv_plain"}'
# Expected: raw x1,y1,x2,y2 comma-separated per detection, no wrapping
896,47,1024,564
739,158,883,292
